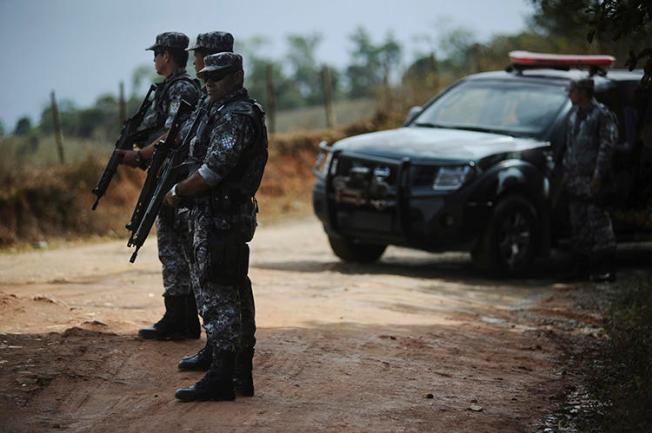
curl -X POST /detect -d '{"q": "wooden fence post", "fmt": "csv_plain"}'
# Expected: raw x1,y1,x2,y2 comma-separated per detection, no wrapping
119,81,127,124
321,65,336,129
266,63,276,134
50,90,65,164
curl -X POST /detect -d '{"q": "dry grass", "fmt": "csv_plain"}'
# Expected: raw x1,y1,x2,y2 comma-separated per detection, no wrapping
274,98,376,133
0,110,403,247
0,156,143,246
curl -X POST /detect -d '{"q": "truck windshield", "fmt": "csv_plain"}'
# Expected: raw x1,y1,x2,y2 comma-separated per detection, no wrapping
413,79,568,138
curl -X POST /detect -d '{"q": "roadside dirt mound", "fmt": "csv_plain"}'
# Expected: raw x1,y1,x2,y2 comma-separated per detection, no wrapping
0,157,143,246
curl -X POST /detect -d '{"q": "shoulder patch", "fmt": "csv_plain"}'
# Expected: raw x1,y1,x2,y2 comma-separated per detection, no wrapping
226,100,256,116
253,101,265,115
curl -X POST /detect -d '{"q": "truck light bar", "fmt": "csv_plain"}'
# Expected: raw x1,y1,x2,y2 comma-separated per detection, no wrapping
509,51,615,68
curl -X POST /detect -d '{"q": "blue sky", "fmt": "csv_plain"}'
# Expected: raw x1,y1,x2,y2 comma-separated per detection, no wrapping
0,0,532,130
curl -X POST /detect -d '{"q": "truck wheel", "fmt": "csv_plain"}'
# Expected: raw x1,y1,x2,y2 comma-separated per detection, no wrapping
328,235,387,263
471,195,538,276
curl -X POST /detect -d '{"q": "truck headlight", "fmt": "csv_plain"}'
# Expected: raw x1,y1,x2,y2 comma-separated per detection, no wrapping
433,165,475,191
313,141,333,178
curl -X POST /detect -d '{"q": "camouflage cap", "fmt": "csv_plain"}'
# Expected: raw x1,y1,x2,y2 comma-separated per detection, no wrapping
197,52,243,80
187,31,234,53
570,78,595,92
146,32,190,51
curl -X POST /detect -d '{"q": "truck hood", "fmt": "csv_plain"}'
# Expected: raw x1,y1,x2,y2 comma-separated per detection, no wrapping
332,127,548,162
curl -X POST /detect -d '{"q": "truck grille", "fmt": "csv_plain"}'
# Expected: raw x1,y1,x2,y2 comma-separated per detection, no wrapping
334,156,397,185
410,165,436,187
331,155,399,209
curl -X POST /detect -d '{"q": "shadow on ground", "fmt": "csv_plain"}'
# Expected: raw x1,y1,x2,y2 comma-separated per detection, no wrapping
253,243,652,285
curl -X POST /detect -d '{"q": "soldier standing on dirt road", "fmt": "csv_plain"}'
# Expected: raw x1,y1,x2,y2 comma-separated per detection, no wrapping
163,52,268,401
172,32,247,373
560,77,619,282
118,32,201,341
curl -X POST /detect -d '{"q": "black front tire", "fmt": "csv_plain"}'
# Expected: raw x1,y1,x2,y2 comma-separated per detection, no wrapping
471,195,539,276
328,235,387,263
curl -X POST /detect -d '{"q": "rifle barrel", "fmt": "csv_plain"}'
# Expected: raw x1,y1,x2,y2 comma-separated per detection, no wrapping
127,99,195,262
91,85,156,211
129,247,140,263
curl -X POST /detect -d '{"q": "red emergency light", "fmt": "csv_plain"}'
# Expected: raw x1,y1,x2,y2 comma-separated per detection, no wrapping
509,51,616,68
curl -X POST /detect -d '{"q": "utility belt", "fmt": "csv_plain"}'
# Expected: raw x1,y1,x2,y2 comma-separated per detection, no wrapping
184,193,253,213
216,191,258,242
209,190,253,213
186,191,258,242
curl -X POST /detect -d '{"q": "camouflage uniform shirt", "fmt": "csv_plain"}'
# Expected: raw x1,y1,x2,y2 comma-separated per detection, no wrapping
140,68,200,134
562,98,619,198
198,88,267,198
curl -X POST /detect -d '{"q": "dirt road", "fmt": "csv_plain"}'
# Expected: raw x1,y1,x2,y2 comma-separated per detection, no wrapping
0,217,601,432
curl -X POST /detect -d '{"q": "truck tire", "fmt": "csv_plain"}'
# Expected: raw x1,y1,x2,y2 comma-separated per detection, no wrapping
471,195,538,276
328,235,387,263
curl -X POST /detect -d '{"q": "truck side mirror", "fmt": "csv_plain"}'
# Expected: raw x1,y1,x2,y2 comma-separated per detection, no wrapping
404,106,422,125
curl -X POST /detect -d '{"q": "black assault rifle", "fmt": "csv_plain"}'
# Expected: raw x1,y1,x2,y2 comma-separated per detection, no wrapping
126,98,193,244
128,103,206,263
91,84,158,210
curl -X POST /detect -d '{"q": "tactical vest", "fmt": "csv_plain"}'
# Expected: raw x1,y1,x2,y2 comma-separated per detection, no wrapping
188,91,268,205
151,72,201,129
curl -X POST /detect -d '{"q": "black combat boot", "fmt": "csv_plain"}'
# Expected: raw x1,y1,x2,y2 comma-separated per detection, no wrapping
185,294,201,339
138,295,191,340
589,252,616,283
175,351,236,402
234,348,254,397
562,254,590,282
178,341,213,371
590,270,616,283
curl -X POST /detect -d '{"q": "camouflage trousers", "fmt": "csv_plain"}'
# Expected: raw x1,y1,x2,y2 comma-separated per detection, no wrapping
156,207,192,297
568,200,616,258
186,205,256,353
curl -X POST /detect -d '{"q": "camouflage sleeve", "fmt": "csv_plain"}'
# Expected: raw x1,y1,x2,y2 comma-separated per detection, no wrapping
556,115,572,166
595,108,618,180
137,100,160,134
198,112,255,187
163,80,199,130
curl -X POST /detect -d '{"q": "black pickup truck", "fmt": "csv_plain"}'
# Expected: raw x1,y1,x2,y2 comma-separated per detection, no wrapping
312,53,651,274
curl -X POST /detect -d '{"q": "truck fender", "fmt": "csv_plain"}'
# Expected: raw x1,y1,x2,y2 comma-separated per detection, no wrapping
469,159,551,256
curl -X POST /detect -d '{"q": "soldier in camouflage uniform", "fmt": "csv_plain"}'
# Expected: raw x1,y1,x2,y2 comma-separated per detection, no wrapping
164,52,267,402
560,78,618,282
172,32,248,372
119,32,201,340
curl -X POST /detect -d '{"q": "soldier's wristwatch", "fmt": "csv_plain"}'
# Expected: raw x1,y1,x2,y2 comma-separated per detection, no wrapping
170,184,180,199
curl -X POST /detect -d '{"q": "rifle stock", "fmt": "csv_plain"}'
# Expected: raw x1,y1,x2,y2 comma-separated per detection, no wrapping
126,137,169,242
128,105,206,262
91,84,157,210
126,98,192,244
129,159,178,263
